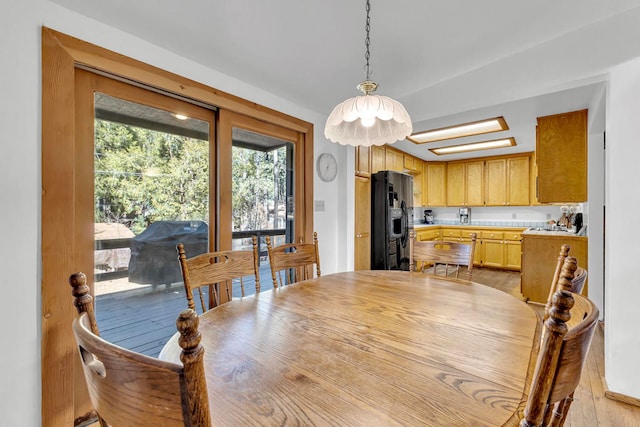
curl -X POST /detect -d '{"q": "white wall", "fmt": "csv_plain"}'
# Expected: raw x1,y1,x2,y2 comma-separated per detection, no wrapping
0,2,348,425
41,2,348,276
0,1,42,426
605,56,640,400
586,84,606,321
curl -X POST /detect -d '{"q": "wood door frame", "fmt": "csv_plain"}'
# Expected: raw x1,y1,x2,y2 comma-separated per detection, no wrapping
42,27,313,426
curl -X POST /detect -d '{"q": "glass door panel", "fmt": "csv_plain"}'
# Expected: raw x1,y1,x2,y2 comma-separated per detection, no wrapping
82,74,215,357
231,128,294,294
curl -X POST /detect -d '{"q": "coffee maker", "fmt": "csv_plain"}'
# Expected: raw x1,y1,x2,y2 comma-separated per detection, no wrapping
572,212,583,233
458,207,470,224
423,209,434,224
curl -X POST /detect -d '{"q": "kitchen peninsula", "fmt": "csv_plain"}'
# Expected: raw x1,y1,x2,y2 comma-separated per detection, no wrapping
520,229,588,303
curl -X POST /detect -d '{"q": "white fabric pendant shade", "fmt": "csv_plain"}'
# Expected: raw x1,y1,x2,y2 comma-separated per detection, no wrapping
324,94,413,146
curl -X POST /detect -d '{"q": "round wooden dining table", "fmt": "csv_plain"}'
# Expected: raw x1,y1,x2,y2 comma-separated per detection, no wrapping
161,270,541,426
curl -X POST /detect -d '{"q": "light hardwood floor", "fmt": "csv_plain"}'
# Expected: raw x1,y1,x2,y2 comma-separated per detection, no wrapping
86,268,640,426
472,268,640,427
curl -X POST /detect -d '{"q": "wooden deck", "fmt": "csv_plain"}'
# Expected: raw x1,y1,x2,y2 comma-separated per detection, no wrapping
94,263,275,357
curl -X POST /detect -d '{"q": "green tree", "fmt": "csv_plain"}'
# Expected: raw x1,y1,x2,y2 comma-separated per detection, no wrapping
94,119,286,235
94,120,208,234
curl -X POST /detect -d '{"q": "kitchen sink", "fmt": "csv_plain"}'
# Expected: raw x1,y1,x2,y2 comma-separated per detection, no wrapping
528,227,571,232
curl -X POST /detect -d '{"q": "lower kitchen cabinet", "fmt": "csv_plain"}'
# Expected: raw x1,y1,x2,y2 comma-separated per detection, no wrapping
481,236,505,269
414,226,523,271
504,240,522,270
416,228,441,241
520,233,588,303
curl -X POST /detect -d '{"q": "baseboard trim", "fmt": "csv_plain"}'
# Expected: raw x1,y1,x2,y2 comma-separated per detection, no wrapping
604,390,640,408
599,321,640,408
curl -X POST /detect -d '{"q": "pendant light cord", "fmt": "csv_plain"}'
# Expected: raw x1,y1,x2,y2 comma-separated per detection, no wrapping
364,0,371,81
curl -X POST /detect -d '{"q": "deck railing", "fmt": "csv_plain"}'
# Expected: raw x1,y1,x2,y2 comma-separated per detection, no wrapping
94,228,286,282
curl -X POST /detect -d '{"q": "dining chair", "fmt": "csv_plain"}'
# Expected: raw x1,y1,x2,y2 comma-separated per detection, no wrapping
265,232,321,288
408,231,477,280
73,308,211,427
69,272,100,335
177,235,260,312
544,244,588,320
520,283,599,426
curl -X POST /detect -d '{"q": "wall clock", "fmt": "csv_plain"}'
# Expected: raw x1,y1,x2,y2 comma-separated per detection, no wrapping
316,153,338,182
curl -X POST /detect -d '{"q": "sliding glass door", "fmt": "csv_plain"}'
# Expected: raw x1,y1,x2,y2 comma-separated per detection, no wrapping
76,70,216,356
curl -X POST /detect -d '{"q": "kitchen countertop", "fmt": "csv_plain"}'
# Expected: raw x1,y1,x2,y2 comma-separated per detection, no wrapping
521,229,587,238
413,223,527,230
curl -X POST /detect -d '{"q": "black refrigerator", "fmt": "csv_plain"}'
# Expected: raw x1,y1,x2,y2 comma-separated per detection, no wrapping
371,170,414,270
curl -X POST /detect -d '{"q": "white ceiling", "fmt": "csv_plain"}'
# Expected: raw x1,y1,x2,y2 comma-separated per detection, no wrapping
51,0,640,160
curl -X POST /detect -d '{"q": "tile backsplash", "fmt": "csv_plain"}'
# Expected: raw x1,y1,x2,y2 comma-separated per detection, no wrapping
414,205,587,227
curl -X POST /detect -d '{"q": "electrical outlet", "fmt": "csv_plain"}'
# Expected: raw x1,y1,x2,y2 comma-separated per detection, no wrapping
546,213,552,220
512,213,517,219
314,200,325,212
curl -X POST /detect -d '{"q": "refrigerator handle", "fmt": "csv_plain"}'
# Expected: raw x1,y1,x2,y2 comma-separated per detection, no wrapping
400,200,409,248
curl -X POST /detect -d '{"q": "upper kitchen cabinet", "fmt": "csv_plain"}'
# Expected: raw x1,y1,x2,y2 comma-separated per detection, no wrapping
485,155,530,206
385,147,405,172
536,109,588,203
371,145,386,174
423,162,447,206
447,160,484,206
355,146,371,177
409,159,423,207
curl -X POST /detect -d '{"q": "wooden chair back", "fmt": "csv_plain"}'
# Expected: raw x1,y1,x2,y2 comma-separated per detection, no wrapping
409,231,477,280
265,232,320,287
177,236,260,312
570,267,588,295
69,272,100,335
544,246,588,320
73,308,211,427
520,259,599,427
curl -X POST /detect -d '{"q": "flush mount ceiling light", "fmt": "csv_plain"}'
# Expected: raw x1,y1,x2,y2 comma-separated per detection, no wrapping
429,137,516,155
324,0,412,147
408,116,508,144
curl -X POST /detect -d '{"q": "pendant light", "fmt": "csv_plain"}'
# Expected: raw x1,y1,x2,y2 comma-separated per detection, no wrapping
324,0,412,147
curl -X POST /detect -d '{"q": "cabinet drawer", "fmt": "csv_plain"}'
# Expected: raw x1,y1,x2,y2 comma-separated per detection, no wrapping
417,229,440,241
481,231,504,240
441,229,462,239
461,230,479,239
504,232,522,241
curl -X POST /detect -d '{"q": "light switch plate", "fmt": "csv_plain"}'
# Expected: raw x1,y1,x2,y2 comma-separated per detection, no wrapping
314,200,325,212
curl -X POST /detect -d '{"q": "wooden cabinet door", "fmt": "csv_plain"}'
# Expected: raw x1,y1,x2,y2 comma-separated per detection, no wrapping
473,241,483,266
482,239,505,268
504,240,522,270
507,156,530,206
355,146,371,177
385,148,404,172
371,145,386,173
354,176,371,270
465,161,484,206
411,161,423,207
404,155,416,172
485,158,507,206
536,109,587,203
447,162,465,206
424,163,447,206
